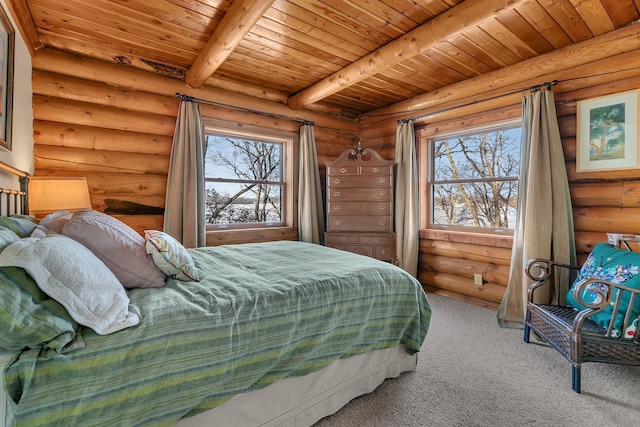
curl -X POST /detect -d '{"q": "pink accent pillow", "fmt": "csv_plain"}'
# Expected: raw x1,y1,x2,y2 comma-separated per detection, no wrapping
62,210,166,288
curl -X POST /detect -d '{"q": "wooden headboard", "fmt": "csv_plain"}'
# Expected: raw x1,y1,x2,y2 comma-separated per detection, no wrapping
0,160,28,216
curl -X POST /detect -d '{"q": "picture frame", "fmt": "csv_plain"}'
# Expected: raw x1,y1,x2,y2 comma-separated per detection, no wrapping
576,90,639,173
0,4,13,152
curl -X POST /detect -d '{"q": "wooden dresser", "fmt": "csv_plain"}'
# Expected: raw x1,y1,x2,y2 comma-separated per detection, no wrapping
324,145,396,263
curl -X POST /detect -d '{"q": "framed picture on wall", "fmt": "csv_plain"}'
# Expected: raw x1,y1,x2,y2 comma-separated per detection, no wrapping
576,90,640,172
0,4,14,152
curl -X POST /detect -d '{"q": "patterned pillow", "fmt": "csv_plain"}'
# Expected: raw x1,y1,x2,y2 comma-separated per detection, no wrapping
566,243,640,337
0,266,84,353
145,230,200,281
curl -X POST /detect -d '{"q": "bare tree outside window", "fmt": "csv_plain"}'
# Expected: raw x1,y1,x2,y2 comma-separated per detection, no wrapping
204,133,284,226
430,125,521,230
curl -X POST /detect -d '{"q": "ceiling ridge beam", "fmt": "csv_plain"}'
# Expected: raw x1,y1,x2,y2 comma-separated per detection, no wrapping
185,0,275,89
286,0,529,110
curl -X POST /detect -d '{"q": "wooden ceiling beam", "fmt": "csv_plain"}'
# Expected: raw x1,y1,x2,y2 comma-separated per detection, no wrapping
184,0,275,89
360,21,640,126
3,0,43,56
286,0,529,110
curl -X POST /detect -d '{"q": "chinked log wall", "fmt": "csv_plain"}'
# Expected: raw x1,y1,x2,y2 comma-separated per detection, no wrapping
359,24,640,309
31,48,358,245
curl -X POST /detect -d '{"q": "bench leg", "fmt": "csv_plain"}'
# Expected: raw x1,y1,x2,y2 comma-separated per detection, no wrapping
523,324,530,343
572,365,581,393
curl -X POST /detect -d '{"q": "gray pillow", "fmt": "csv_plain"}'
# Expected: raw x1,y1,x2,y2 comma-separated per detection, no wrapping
62,210,166,288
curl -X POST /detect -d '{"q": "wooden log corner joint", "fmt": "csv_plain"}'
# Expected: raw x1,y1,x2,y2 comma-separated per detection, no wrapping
324,143,396,263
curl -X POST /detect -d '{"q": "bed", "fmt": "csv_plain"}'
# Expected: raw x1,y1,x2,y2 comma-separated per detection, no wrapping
0,162,431,427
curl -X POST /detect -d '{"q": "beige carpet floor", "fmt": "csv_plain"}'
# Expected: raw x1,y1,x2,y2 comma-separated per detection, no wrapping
314,293,640,426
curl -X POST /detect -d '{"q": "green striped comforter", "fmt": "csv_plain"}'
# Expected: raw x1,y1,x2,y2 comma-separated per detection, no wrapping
4,241,431,426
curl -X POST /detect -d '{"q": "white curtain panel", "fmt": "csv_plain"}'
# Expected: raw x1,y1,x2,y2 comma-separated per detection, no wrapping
298,124,324,244
163,100,206,248
395,120,420,276
498,88,576,327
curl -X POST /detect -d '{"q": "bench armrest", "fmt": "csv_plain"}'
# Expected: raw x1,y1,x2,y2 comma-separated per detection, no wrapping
571,277,640,339
525,258,580,304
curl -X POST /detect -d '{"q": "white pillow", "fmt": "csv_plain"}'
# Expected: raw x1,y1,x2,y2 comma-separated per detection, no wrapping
39,210,73,233
145,230,200,281
0,231,139,335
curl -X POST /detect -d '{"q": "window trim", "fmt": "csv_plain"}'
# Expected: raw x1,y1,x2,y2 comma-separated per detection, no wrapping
202,118,298,234
420,118,521,235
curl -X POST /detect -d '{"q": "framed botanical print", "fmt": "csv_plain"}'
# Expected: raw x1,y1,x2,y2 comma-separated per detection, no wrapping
576,90,639,172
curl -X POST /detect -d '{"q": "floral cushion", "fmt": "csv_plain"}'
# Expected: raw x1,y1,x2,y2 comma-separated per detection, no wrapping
566,243,640,337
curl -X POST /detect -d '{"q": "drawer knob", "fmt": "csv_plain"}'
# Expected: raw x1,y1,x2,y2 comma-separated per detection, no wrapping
340,236,347,242
381,249,388,255
333,178,341,184
372,167,379,173
340,167,347,173
378,204,385,210
333,191,341,197
378,178,386,183
334,204,341,210
378,220,386,226
379,190,386,196
334,220,341,225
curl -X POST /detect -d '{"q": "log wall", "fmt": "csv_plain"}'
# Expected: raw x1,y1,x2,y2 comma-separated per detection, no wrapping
32,48,358,243
358,31,640,309
30,30,640,307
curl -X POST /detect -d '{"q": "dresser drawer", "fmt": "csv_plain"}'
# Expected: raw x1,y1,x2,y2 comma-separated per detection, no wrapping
326,215,392,232
325,232,396,262
328,175,391,187
324,233,360,245
326,165,359,176
360,165,393,176
331,245,374,258
375,246,394,260
327,187,392,201
359,234,394,245
327,201,393,216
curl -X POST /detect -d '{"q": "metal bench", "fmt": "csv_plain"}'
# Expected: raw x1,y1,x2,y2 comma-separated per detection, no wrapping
523,238,640,393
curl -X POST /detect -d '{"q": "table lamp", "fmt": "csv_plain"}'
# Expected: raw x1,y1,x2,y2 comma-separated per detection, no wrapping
28,177,92,216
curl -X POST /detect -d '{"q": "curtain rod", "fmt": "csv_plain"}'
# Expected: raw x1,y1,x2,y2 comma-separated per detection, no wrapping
175,93,315,126
397,80,558,124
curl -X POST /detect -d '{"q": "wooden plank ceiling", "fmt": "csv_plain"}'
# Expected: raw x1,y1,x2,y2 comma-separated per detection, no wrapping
15,0,640,119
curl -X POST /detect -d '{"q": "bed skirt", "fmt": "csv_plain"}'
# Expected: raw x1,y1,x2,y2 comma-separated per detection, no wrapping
2,345,415,427
175,344,417,427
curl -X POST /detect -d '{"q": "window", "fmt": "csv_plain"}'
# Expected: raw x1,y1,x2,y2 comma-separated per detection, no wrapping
426,120,521,233
203,121,296,230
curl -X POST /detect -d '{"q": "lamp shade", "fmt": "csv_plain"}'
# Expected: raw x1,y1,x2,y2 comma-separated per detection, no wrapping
28,177,92,215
